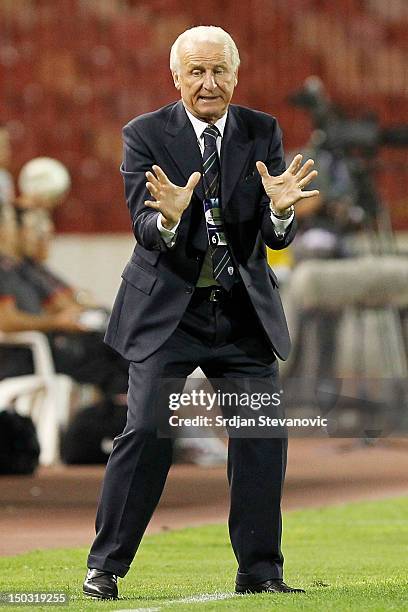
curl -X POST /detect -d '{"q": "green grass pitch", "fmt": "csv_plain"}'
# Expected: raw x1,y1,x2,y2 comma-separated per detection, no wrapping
0,497,407,611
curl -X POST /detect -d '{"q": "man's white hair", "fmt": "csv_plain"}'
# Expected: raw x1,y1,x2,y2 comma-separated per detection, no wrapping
170,25,240,74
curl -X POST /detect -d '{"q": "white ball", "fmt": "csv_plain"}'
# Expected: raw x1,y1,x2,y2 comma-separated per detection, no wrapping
18,157,71,202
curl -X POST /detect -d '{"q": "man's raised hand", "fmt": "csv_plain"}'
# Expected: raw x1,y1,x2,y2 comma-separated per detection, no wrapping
256,154,319,215
145,165,201,230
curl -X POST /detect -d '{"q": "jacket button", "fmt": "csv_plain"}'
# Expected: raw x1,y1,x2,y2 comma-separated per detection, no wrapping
185,286,193,294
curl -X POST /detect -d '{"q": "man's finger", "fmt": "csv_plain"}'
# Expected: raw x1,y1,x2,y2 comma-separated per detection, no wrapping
145,171,160,187
296,159,314,181
256,161,270,178
146,182,158,197
186,171,202,190
152,165,169,183
144,200,161,210
301,189,320,199
298,170,318,189
287,154,303,175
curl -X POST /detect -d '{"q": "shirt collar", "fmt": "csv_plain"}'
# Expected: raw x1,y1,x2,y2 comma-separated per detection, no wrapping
183,104,228,141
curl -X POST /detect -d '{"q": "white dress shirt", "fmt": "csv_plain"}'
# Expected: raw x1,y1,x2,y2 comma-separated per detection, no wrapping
156,105,294,285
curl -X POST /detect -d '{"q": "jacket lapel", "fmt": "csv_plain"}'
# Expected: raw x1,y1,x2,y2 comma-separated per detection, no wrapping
220,107,254,209
164,101,204,202
163,102,254,252
164,102,253,207
164,101,207,251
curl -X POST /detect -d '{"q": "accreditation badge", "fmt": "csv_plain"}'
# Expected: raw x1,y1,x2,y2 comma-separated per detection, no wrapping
203,198,227,247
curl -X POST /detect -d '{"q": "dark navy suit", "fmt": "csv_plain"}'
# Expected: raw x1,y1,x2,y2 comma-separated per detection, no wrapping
88,100,297,587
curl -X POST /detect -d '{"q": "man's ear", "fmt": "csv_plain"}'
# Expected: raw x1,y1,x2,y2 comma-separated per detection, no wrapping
234,69,239,86
172,71,181,90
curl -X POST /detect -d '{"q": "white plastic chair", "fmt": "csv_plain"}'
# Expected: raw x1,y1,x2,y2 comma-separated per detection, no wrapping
0,331,75,465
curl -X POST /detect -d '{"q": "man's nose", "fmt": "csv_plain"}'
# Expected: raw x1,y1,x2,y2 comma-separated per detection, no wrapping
202,72,217,90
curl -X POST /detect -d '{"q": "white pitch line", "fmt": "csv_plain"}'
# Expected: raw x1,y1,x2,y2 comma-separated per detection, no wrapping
170,591,237,604
116,590,237,612
115,608,160,612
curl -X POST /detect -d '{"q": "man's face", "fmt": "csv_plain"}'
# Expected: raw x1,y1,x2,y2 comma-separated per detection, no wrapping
172,40,238,123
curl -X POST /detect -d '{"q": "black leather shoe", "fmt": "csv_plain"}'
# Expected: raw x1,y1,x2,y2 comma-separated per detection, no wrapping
236,579,305,594
83,569,118,600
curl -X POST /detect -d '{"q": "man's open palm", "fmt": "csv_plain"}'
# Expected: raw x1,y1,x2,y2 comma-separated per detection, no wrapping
256,154,319,214
145,165,201,229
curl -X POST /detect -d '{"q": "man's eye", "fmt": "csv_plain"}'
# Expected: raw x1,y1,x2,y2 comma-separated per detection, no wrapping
215,69,224,74
191,70,202,76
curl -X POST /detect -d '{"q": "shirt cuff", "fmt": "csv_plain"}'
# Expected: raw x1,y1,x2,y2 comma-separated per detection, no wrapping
269,210,294,237
157,214,180,246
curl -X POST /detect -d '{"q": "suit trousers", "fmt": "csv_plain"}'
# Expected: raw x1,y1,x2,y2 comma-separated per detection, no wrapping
87,283,288,586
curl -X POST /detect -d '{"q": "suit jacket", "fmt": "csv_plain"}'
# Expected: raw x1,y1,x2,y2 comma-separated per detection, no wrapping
105,100,297,362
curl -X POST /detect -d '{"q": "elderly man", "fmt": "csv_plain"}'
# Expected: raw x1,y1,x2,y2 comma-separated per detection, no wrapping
84,25,318,599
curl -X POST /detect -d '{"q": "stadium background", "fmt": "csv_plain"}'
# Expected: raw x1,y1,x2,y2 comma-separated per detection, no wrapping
2,0,408,305
2,0,408,229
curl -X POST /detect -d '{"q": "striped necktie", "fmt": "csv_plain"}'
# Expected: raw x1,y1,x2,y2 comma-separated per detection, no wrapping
202,125,236,290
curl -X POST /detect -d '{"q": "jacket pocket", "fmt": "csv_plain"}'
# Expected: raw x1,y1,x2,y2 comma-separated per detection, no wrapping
121,261,157,295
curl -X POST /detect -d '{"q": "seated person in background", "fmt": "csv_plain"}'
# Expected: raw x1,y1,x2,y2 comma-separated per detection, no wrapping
16,208,77,308
0,202,80,335
0,200,128,403
15,207,109,325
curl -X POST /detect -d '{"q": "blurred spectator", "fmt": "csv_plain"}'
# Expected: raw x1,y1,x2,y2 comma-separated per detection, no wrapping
16,208,55,263
14,207,103,312
0,201,128,401
16,208,76,309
